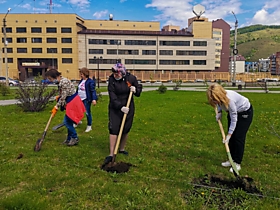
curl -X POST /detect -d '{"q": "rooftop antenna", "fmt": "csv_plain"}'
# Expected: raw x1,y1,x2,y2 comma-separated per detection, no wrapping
48,0,53,14
192,4,205,19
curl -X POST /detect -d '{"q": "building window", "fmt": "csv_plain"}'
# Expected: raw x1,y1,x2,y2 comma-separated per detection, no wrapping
46,27,57,33
47,38,57,43
176,50,207,56
31,27,42,33
89,49,103,54
1,27,12,33
193,60,207,65
61,27,72,33
32,48,42,53
3,58,13,63
62,58,73,63
62,48,72,53
17,48,27,53
159,60,190,65
107,49,139,55
159,50,173,55
47,48,57,53
17,38,27,43
193,41,207,46
88,39,121,45
31,38,42,43
16,27,27,33
125,40,156,46
142,50,156,55
61,38,72,43
89,59,115,64
2,38,12,43
125,59,156,65
159,41,190,46
2,48,13,53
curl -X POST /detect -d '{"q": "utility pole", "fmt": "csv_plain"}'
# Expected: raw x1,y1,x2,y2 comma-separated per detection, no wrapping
3,8,11,86
232,11,238,87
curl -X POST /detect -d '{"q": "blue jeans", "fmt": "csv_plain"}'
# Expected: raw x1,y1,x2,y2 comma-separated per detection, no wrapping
83,100,92,126
64,115,78,139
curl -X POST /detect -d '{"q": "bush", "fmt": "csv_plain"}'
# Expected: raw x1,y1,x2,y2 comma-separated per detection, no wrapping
0,83,10,96
96,88,103,102
16,83,57,112
173,79,182,91
157,84,167,94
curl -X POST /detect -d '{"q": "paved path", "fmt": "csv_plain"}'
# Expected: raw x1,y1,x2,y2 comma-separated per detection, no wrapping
0,87,279,106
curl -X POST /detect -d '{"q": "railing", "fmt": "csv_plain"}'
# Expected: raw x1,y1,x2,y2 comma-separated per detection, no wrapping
90,70,279,83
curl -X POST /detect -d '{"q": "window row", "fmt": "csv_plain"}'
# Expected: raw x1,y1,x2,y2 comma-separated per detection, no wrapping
3,58,73,63
2,38,72,44
88,59,206,65
2,48,72,54
89,49,207,56
88,39,207,47
2,27,72,33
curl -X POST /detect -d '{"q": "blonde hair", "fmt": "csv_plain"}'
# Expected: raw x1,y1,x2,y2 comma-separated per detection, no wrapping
207,84,229,108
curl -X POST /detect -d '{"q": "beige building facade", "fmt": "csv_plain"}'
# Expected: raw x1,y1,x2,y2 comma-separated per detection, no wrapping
0,13,224,81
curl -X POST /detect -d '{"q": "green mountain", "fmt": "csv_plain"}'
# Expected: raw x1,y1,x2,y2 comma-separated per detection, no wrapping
230,25,280,61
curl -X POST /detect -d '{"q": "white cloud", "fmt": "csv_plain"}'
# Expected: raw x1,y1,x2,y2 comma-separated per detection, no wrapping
93,10,108,19
18,3,32,10
146,0,242,28
120,0,127,3
68,0,90,10
0,0,6,4
249,2,280,25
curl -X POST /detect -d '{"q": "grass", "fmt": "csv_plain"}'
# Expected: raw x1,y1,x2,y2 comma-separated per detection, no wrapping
0,91,280,209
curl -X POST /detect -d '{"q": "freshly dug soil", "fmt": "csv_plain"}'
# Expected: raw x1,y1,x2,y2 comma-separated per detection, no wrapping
194,174,262,194
101,162,133,173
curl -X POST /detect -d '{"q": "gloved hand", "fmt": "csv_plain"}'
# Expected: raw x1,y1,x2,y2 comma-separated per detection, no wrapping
130,86,136,93
223,135,231,144
121,106,129,114
51,106,58,116
216,112,222,121
55,95,60,102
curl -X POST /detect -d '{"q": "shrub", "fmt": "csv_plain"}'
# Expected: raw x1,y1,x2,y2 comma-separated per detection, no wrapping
0,83,10,96
157,84,167,94
16,83,57,112
96,88,103,102
173,79,182,91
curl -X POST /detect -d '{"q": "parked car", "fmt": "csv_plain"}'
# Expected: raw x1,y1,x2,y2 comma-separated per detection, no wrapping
154,80,162,84
145,80,151,84
41,79,53,84
0,76,19,86
194,79,204,83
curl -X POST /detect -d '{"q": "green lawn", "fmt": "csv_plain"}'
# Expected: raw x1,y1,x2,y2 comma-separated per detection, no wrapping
0,91,279,209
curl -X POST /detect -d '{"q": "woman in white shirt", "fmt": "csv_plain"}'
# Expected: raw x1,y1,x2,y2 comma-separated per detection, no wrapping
207,83,253,173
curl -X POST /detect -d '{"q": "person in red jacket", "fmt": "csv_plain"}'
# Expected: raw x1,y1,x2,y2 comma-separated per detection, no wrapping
45,69,85,146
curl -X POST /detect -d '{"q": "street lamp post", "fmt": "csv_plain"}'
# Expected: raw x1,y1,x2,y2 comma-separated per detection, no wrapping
94,56,103,88
232,11,238,87
3,8,11,86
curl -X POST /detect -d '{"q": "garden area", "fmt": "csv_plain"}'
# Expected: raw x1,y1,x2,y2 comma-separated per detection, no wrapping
0,90,279,209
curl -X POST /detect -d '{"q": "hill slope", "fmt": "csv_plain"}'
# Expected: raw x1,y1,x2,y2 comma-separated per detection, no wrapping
230,25,280,61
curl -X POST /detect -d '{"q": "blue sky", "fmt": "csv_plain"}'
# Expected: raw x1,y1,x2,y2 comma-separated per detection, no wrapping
1,0,280,29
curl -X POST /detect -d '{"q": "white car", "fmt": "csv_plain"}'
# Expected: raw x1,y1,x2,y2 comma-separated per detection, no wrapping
155,80,162,84
0,77,19,86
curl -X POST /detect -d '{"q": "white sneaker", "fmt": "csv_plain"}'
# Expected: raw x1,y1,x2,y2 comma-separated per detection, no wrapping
221,160,231,167
73,121,82,128
85,126,92,132
229,163,241,173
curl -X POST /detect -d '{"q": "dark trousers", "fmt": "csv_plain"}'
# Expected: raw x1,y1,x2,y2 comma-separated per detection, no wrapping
227,105,253,164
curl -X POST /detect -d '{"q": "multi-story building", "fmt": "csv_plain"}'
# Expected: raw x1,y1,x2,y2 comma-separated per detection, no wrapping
0,13,230,81
269,52,280,75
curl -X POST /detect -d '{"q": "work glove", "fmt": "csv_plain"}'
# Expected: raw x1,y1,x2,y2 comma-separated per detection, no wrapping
216,112,222,122
121,106,129,114
223,135,231,144
51,106,58,116
130,86,136,93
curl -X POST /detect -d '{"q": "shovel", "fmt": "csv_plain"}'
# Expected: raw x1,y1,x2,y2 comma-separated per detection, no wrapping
111,90,133,163
215,108,240,177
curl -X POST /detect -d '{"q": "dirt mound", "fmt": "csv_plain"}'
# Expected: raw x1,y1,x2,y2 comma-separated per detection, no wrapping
101,162,133,173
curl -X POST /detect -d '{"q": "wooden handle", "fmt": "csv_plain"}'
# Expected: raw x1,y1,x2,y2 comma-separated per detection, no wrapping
113,91,133,156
